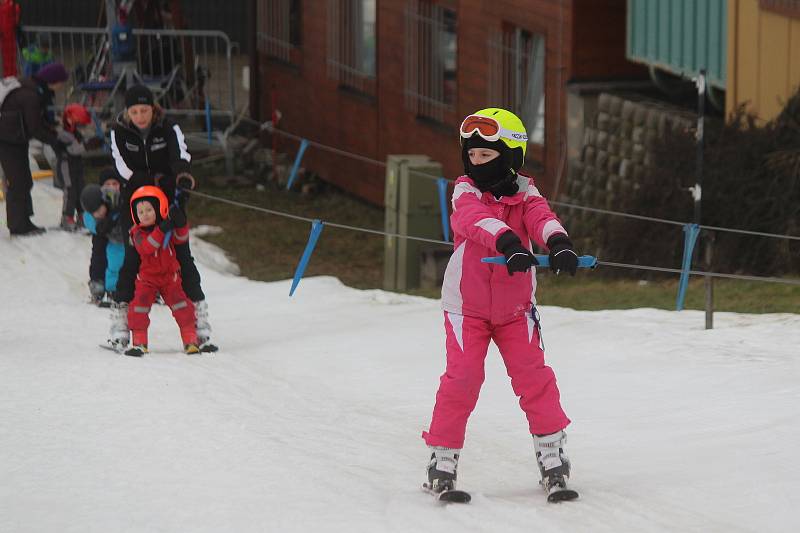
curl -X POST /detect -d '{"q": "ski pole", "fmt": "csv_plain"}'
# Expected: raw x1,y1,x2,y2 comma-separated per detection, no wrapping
481,255,598,269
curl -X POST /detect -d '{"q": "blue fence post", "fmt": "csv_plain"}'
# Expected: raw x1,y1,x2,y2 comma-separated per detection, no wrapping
676,223,700,310
287,139,310,190
289,219,325,296
89,108,109,152
205,97,213,145
436,177,451,242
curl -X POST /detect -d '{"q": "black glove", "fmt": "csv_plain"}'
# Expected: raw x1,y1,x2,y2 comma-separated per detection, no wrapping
158,217,174,234
95,215,113,237
53,139,69,155
496,231,538,275
169,204,186,227
177,191,189,210
547,234,578,276
85,136,104,150
176,172,196,190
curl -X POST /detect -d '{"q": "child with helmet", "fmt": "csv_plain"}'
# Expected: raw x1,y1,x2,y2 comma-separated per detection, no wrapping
422,108,580,501
109,84,216,353
56,103,93,230
80,168,125,306
124,185,199,356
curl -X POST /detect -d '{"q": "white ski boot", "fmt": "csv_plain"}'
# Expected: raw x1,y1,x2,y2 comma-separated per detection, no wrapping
533,430,578,502
109,302,130,352
194,299,218,352
425,446,460,493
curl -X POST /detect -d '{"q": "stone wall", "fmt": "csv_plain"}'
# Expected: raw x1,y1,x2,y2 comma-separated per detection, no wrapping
564,92,696,258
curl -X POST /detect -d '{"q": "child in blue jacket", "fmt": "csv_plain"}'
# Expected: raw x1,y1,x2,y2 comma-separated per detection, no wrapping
80,169,125,306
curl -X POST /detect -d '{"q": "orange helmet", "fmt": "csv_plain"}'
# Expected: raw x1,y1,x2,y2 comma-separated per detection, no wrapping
130,185,169,225
63,103,92,130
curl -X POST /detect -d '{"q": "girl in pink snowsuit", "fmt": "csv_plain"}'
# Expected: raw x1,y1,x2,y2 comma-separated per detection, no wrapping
423,108,579,501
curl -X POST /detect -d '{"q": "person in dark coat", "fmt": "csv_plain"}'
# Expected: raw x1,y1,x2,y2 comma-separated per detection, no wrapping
107,84,217,352
0,62,67,236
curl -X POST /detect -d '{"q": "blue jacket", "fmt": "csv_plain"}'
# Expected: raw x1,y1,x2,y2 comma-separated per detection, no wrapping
83,211,125,291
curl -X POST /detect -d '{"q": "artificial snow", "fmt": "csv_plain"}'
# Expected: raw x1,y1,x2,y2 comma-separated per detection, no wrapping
1,180,799,532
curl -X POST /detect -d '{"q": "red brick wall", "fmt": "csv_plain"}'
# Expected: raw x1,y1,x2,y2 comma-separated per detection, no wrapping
570,0,647,81
259,0,638,205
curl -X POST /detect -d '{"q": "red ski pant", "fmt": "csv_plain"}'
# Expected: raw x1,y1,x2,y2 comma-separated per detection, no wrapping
423,311,570,449
128,272,197,347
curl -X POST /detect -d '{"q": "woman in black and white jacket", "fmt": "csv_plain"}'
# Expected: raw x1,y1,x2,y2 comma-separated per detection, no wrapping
108,84,217,352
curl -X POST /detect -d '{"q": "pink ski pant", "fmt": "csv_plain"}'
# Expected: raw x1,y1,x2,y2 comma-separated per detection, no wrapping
423,311,570,449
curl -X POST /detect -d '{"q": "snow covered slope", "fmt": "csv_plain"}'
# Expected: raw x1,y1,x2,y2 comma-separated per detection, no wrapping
1,180,799,532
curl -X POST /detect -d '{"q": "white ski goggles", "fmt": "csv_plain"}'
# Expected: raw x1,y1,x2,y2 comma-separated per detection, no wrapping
459,114,528,143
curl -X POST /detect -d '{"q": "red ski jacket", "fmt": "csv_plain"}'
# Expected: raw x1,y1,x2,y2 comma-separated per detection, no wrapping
130,223,190,282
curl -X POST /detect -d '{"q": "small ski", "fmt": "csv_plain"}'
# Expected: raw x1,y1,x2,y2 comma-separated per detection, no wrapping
199,341,219,353
100,342,217,356
99,342,124,354
543,481,579,503
547,487,579,502
99,342,142,357
422,483,471,504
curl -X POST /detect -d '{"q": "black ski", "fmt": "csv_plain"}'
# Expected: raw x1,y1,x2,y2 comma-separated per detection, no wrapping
99,343,123,354
422,483,471,504
541,475,579,503
123,346,146,357
547,486,579,502
199,341,219,353
99,343,216,356
99,342,144,357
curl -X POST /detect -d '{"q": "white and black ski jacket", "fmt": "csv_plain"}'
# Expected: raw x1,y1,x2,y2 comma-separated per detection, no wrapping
110,109,191,198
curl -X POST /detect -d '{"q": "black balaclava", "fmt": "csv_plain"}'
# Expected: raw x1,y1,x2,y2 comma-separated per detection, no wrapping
462,134,519,198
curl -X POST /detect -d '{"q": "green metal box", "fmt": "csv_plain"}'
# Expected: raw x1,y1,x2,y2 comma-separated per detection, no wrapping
383,155,444,291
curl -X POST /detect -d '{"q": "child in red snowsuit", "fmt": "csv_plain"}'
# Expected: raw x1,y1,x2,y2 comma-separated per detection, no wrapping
126,185,199,356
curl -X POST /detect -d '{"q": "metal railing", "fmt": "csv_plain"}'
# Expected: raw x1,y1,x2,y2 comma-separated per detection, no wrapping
488,27,546,144
403,1,457,122
19,25,240,126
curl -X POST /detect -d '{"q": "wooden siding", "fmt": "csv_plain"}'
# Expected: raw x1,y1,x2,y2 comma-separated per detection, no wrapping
727,0,800,121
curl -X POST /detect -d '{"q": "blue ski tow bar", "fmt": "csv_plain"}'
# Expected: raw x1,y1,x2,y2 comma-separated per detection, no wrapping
481,255,598,269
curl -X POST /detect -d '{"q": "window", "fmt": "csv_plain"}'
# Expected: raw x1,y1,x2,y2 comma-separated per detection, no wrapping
327,0,377,91
257,0,302,63
404,0,457,122
488,25,546,145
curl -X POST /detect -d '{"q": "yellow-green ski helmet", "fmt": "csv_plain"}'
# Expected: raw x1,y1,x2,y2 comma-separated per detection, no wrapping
459,107,528,172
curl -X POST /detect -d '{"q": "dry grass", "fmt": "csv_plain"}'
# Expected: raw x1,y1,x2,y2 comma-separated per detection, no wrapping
182,179,799,314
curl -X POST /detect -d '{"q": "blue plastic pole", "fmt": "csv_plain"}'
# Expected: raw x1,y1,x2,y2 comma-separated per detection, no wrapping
205,97,213,145
437,177,451,242
287,139,310,190
676,223,700,310
289,220,325,296
89,108,109,152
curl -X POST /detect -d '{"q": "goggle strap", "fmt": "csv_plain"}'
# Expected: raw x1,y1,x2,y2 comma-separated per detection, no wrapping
459,125,528,143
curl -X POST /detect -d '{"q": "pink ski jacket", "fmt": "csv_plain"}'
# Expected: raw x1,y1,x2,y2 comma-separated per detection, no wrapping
441,174,568,323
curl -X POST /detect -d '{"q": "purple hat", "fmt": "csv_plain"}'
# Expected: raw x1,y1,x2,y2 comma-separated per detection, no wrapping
34,63,68,84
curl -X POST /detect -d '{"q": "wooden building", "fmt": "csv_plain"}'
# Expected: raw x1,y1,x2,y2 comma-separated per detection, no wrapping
727,0,800,122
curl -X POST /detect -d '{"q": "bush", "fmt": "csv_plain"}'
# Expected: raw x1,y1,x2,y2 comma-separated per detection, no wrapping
576,89,800,277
